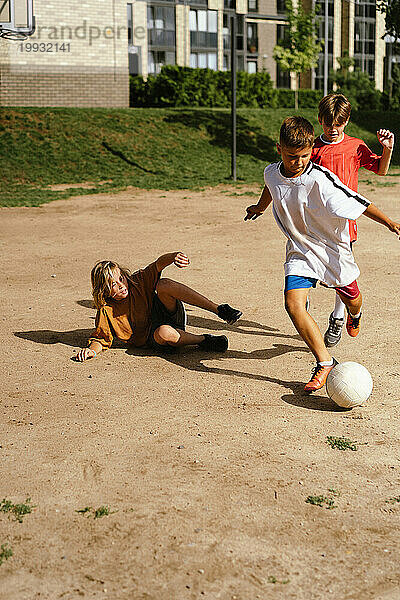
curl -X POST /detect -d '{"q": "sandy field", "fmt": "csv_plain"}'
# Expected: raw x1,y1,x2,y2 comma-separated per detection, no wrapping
1,177,400,600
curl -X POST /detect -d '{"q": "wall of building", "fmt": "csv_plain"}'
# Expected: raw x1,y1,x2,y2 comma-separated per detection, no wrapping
0,0,129,107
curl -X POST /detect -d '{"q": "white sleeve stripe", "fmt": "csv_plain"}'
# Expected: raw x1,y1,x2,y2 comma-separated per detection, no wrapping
311,163,370,207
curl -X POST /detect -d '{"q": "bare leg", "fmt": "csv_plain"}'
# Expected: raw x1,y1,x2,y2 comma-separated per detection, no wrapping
285,288,331,363
156,278,219,314
336,290,363,316
153,325,205,347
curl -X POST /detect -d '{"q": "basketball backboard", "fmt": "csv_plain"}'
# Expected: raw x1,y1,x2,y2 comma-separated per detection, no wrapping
0,0,35,39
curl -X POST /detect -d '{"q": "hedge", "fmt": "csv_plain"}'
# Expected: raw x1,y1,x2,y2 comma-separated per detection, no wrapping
130,65,321,109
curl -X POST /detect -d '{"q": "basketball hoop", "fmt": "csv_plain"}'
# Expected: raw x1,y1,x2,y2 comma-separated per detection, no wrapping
0,27,28,40
0,0,35,41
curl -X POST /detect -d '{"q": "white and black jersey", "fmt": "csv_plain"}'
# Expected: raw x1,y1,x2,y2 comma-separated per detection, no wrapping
264,161,371,287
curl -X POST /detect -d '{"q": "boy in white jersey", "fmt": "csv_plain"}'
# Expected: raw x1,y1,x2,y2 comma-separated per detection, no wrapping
245,116,400,392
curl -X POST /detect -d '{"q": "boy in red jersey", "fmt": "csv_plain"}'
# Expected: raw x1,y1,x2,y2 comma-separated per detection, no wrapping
311,93,395,347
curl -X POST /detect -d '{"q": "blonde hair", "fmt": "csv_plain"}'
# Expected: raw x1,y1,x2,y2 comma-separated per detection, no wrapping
318,93,351,126
279,116,314,150
91,260,131,309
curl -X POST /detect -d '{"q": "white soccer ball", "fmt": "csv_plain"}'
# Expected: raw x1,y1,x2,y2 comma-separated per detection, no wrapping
326,361,373,408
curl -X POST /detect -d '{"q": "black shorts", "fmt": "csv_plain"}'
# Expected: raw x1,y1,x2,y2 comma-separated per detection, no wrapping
147,294,186,352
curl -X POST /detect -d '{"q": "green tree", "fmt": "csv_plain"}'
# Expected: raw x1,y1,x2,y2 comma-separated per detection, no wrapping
273,0,322,109
330,55,382,110
378,1,400,43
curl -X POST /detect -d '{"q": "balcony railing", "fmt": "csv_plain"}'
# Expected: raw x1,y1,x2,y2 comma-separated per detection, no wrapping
190,31,218,48
148,29,176,47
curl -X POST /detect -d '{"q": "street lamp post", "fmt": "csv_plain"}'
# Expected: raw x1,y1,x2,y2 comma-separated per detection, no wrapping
231,12,237,181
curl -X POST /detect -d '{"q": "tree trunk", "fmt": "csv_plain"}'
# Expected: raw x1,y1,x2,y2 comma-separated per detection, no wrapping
291,71,299,110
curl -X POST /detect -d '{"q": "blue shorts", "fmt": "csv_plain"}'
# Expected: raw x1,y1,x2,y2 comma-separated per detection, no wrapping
285,275,318,292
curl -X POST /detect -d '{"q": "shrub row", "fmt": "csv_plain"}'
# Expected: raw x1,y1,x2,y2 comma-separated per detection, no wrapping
130,65,321,109
130,65,390,110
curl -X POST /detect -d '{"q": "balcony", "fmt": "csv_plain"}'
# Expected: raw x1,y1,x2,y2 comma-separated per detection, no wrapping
148,29,176,47
190,31,218,48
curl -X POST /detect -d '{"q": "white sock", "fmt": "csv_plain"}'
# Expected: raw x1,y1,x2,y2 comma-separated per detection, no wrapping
332,294,345,320
350,311,361,319
319,359,334,367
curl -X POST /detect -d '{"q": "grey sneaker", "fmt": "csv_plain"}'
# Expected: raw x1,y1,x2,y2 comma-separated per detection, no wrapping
324,312,345,347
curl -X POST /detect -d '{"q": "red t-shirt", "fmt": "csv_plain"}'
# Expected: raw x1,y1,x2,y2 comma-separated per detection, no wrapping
311,134,381,241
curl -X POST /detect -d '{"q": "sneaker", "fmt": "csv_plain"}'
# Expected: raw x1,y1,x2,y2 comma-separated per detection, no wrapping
304,358,338,393
324,312,345,347
346,311,362,337
217,303,242,325
198,334,228,352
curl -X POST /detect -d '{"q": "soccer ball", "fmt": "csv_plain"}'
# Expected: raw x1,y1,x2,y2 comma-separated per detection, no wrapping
326,361,373,408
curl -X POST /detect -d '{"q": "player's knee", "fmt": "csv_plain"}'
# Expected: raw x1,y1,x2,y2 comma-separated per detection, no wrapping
285,295,303,317
154,324,179,345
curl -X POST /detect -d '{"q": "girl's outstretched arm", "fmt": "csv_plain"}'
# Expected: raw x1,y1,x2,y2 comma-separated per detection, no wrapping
75,340,103,362
156,252,190,272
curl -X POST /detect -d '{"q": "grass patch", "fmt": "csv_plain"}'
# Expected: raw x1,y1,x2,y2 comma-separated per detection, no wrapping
326,436,360,451
363,178,397,188
0,544,13,566
76,505,117,519
385,496,400,504
306,489,340,510
1,107,399,207
0,498,35,523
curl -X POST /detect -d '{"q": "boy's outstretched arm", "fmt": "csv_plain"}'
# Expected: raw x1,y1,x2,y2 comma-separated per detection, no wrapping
363,203,400,237
377,129,395,175
156,252,190,272
244,185,273,220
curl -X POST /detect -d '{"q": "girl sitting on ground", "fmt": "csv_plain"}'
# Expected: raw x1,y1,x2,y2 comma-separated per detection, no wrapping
75,251,242,361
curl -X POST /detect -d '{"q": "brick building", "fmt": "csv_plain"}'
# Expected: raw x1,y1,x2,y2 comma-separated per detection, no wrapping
0,0,389,107
0,0,130,107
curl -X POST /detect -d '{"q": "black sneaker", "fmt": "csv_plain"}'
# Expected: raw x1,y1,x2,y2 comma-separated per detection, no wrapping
198,334,228,352
324,312,345,348
217,304,242,325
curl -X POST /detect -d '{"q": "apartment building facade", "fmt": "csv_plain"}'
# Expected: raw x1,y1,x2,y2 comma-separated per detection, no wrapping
0,0,389,107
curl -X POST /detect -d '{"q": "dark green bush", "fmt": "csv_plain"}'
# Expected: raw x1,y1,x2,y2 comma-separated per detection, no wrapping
275,89,320,109
382,63,400,111
330,68,383,110
130,65,278,108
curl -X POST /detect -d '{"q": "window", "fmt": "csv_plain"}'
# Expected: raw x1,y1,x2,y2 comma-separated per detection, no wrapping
190,9,217,48
277,0,286,15
127,4,132,43
190,52,217,69
314,0,334,90
248,0,258,13
247,22,258,54
147,4,176,75
147,5,176,47
247,61,257,73
276,24,290,87
148,50,175,75
353,0,376,79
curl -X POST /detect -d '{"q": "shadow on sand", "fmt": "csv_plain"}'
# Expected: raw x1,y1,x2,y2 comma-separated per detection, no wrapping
15,303,338,411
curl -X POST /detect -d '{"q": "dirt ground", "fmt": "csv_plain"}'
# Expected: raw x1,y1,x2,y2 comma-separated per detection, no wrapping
1,178,400,600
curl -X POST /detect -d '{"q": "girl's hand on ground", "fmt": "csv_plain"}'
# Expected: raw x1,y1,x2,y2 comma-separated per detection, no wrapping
174,252,190,268
244,205,264,220
75,348,97,362
377,129,395,150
